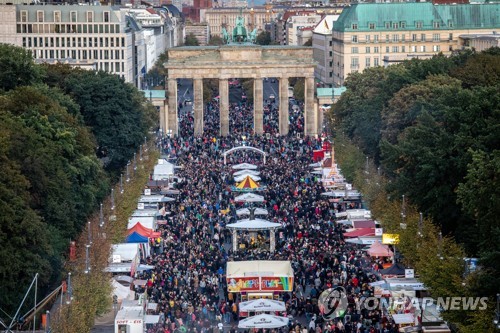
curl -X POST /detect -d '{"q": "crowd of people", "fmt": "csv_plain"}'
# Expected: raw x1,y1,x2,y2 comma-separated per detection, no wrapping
136,97,402,333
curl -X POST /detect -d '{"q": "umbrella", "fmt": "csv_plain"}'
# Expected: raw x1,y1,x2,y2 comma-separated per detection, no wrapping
232,163,258,170
234,193,265,202
239,299,286,312
234,169,260,176
238,314,289,329
366,241,394,257
236,208,269,216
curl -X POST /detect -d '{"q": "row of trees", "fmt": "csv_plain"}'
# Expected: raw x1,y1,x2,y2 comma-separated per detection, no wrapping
0,44,157,317
330,49,499,331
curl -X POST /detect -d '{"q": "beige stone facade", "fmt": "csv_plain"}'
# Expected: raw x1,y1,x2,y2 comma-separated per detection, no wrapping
333,27,498,86
164,45,318,137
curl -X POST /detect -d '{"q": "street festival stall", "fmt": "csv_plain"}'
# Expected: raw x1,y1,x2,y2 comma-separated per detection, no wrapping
226,261,294,318
238,313,289,329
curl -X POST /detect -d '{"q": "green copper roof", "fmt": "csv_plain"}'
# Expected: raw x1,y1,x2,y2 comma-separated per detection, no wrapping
333,3,500,32
317,87,347,97
142,90,165,99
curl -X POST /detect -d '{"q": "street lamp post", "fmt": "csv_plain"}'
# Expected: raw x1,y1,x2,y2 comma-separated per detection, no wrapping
99,203,104,228
88,221,92,245
139,145,143,161
126,161,131,182
84,244,91,274
111,189,115,210
120,173,124,194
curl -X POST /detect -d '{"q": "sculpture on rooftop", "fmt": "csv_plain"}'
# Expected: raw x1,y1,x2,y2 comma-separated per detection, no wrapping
221,8,257,45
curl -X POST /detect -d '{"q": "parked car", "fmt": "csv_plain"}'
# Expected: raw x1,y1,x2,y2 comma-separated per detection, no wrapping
184,98,192,105
269,94,275,100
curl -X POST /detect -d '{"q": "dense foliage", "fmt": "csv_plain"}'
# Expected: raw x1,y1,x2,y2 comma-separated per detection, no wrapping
330,49,500,330
0,45,156,317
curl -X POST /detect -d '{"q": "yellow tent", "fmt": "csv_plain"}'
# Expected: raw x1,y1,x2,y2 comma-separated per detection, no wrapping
235,175,260,190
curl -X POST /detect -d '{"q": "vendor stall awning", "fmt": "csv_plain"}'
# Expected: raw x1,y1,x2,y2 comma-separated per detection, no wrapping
226,218,281,230
145,315,161,324
344,228,375,238
352,220,376,228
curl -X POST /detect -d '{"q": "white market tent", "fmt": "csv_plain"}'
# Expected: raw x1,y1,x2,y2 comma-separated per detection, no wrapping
234,174,262,182
131,209,161,217
226,261,293,279
308,162,322,168
346,209,372,219
391,313,415,325
152,159,175,180
138,195,175,204
112,279,134,301
234,193,265,202
226,218,281,231
232,163,258,170
239,299,286,312
145,315,161,324
111,243,140,262
345,236,382,245
127,216,156,230
321,190,361,198
234,169,261,176
238,314,289,329
236,208,269,216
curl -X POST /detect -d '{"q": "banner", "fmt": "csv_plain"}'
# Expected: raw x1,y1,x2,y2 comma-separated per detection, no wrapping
227,276,294,292
382,233,400,245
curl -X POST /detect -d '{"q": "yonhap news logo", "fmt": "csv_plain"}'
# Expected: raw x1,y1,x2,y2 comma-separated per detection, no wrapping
318,287,348,320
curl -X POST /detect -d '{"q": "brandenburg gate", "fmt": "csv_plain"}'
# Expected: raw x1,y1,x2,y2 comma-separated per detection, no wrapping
163,45,318,137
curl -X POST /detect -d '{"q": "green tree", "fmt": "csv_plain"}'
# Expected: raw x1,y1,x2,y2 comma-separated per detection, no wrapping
184,33,199,46
256,31,271,45
0,44,43,92
208,35,224,46
50,69,157,171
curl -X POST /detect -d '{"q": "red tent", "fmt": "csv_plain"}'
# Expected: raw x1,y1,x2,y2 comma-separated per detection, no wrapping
367,241,393,257
352,220,376,228
344,228,375,238
128,223,161,238
128,222,153,235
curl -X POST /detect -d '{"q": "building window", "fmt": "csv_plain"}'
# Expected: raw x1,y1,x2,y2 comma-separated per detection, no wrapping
433,21,440,28
104,11,110,23
352,23,358,30
329,40,332,46
421,34,426,42
392,34,399,42
433,45,440,52
412,34,417,42
449,33,453,41
432,33,440,42
401,21,406,29
386,46,390,53
374,57,379,66
448,20,453,28
385,22,390,29
366,47,370,53
402,46,405,52
401,34,405,41
352,35,358,43
369,23,375,30
351,57,359,69
37,11,44,23
365,57,371,67
21,11,27,22
392,22,398,29
374,46,379,53
87,12,93,22
329,51,333,57
374,35,379,43
420,45,426,52
392,46,398,53
385,34,389,42
71,11,77,23
411,45,416,52
415,21,423,29
365,35,370,42
54,11,61,23
351,47,359,54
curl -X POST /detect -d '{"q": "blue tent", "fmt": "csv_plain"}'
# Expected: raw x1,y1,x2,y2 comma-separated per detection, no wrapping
126,231,148,243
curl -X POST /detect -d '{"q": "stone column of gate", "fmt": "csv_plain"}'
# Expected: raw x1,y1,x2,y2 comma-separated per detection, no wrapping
279,76,289,136
253,78,264,135
219,78,229,136
304,76,317,136
193,78,204,137
167,78,178,136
